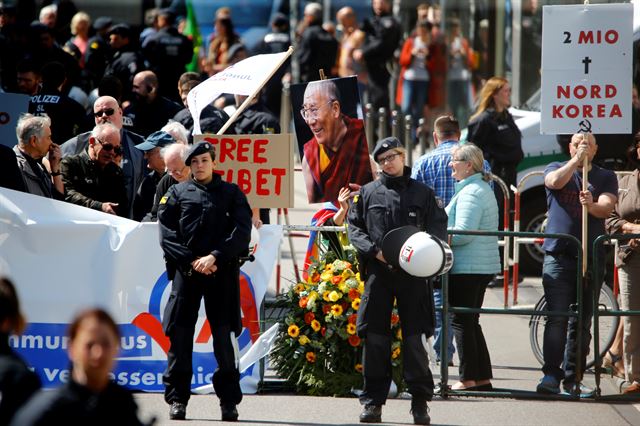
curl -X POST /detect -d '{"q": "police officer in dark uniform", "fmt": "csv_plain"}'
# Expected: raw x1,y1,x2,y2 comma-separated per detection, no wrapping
157,141,252,422
347,137,447,425
104,24,147,102
85,16,113,90
142,9,193,103
355,0,401,110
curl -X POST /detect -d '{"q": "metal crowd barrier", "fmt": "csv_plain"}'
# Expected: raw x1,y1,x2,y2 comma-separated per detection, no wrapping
440,229,588,399
592,233,640,400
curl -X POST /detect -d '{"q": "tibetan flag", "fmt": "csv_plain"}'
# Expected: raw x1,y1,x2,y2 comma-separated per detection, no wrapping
183,0,202,72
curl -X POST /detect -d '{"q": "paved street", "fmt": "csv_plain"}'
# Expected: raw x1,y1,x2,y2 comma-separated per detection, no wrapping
134,170,640,425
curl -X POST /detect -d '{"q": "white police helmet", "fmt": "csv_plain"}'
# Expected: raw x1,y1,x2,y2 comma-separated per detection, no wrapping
381,225,453,278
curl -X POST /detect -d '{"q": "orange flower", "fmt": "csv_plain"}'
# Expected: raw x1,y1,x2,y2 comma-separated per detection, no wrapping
304,312,315,324
348,313,358,324
355,363,363,373
348,334,361,347
311,319,321,332
311,271,320,283
348,288,360,300
287,324,300,338
299,297,309,309
306,351,316,363
322,304,332,314
392,347,401,359
331,275,343,284
321,326,326,337
391,313,400,325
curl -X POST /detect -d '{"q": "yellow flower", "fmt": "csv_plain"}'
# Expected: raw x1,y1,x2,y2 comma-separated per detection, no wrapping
358,283,365,294
294,283,305,293
341,268,354,278
346,323,357,335
325,263,334,272
396,328,402,340
355,363,363,373
298,335,310,345
328,290,342,302
352,298,361,311
392,347,401,359
311,319,321,332
287,324,300,338
322,291,331,302
338,282,348,293
306,351,316,363
331,304,343,317
320,270,333,282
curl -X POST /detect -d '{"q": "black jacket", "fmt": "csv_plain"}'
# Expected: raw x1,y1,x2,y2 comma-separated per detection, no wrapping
0,336,41,425
60,151,130,217
104,48,147,101
297,22,338,82
234,103,280,135
0,144,26,193
360,13,401,84
10,380,143,426
29,88,85,145
347,167,448,273
133,169,164,221
123,96,183,138
467,108,523,165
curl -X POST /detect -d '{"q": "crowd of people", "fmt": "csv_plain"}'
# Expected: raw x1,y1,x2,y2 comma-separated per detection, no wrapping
1,0,640,425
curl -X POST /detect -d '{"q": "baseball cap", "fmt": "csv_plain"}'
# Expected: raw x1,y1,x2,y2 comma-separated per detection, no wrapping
135,131,175,151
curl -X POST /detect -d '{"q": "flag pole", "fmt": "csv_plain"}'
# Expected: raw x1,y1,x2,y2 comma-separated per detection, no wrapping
217,46,295,135
581,133,588,278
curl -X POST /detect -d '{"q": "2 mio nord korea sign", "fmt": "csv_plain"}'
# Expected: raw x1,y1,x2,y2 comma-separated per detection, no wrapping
540,3,632,135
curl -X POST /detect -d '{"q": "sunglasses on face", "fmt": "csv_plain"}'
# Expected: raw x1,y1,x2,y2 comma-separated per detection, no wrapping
94,108,116,118
95,138,123,156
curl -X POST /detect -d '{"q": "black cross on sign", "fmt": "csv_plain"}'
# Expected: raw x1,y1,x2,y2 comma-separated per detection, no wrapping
582,57,592,74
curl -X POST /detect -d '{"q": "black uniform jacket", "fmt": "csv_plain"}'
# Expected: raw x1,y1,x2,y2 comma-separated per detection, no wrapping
157,174,252,335
347,167,448,276
0,336,41,425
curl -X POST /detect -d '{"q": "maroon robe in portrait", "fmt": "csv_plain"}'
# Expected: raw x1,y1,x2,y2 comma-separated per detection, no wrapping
303,114,373,203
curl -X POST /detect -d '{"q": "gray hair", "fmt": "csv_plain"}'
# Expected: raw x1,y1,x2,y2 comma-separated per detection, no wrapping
161,143,189,162
304,2,322,21
304,79,342,104
91,122,120,140
16,113,51,147
39,4,57,21
161,121,189,145
453,143,491,182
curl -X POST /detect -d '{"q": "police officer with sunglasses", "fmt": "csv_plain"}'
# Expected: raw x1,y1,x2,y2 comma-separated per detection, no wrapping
60,122,129,216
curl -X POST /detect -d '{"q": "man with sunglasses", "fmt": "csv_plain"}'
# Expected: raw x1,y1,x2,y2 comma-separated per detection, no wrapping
300,79,373,203
60,122,129,217
61,96,146,219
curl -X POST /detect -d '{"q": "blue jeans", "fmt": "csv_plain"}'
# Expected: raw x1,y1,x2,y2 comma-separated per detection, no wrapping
541,253,601,384
433,288,455,363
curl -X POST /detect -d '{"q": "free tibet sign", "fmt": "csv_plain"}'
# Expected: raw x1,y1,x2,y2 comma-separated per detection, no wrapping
540,3,632,135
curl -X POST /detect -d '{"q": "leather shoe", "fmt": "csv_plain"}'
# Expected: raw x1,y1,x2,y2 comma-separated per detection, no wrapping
169,402,186,420
221,404,239,421
410,400,430,425
359,404,382,423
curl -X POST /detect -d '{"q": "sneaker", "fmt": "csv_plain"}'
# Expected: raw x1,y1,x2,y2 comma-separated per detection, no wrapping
410,400,431,425
562,382,595,398
221,404,239,421
536,375,560,394
359,404,382,423
169,402,186,420
623,382,640,394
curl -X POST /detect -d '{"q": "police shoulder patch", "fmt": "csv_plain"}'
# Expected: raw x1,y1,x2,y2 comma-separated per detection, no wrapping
90,42,99,50
353,194,359,204
160,196,168,204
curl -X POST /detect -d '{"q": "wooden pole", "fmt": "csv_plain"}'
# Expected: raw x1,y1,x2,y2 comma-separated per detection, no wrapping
217,46,295,135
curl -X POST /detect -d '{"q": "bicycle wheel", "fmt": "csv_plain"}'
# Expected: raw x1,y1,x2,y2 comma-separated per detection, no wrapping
529,284,619,369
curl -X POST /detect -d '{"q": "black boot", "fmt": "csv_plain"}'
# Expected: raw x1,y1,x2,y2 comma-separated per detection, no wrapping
411,400,430,425
359,404,382,423
221,403,239,421
169,402,186,420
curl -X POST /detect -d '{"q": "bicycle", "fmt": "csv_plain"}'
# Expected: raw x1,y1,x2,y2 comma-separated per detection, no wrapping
529,283,619,370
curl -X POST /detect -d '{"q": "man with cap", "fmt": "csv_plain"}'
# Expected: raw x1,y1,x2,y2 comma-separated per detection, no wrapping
300,79,373,203
104,23,147,101
132,130,174,221
158,141,252,422
347,136,447,425
142,8,193,103
85,16,113,89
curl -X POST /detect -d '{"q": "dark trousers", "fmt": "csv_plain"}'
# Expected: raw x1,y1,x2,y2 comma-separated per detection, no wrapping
162,270,242,406
541,253,600,384
448,273,494,381
358,262,434,406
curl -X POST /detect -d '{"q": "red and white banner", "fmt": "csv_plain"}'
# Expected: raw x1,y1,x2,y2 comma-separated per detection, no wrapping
0,188,281,393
